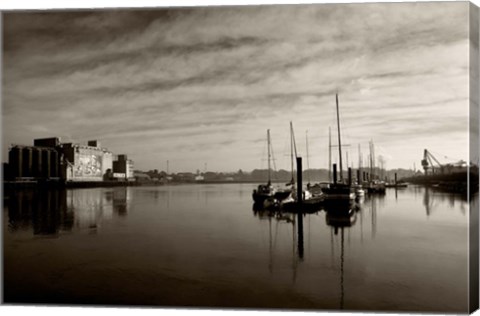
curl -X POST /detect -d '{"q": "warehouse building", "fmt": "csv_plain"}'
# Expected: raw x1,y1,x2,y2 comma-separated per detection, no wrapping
112,154,134,180
7,137,62,180
63,140,113,182
5,137,130,183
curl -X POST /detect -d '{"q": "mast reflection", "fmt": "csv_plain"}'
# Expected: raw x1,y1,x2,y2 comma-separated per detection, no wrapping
324,202,359,310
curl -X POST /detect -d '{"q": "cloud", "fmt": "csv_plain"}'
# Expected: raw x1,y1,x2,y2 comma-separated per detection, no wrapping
2,2,471,172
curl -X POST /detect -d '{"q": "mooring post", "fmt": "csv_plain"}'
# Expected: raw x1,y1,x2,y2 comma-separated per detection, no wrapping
348,168,352,187
297,157,303,206
333,163,337,184
395,173,398,185
296,157,304,258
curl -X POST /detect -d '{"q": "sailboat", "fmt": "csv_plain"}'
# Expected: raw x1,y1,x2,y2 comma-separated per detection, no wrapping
252,129,277,204
353,144,365,198
271,122,297,204
303,130,324,206
365,140,386,194
322,94,355,202
281,122,323,212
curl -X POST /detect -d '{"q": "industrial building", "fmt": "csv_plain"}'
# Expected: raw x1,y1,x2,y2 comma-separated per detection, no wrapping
7,138,62,180
112,154,134,180
63,140,113,182
5,137,133,183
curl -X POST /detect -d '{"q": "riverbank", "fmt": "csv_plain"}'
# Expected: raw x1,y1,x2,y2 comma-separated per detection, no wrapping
2,179,290,190
3,180,139,190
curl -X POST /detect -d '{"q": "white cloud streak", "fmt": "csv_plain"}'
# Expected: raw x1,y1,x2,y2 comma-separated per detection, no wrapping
2,2,471,172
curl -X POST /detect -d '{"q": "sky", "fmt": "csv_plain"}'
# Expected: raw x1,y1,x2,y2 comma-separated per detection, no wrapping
2,2,474,173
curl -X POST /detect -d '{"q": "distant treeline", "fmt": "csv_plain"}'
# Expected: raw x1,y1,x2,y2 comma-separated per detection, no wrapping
137,168,418,183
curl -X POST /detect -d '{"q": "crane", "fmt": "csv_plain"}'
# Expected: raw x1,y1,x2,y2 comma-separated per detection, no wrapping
421,149,443,175
421,149,467,175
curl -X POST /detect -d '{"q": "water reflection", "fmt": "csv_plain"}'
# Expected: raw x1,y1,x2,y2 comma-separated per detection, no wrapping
323,203,360,310
3,184,471,311
5,187,130,236
253,200,360,307
423,187,469,216
324,204,357,234
7,189,72,235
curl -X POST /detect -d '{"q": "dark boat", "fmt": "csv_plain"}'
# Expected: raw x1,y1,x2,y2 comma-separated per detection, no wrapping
322,183,355,201
322,94,355,203
252,182,276,204
273,190,292,201
366,180,386,193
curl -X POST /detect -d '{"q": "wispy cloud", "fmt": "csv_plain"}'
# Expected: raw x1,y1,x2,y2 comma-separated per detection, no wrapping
3,2,471,172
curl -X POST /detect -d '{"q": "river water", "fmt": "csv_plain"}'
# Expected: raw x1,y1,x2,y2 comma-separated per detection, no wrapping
2,184,475,312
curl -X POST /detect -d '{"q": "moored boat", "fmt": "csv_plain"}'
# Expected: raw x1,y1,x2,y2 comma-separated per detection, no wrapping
366,180,386,194
322,183,355,201
252,129,278,204
252,182,276,204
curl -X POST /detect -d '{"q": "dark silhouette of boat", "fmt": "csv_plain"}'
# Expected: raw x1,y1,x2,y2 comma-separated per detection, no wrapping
252,129,292,205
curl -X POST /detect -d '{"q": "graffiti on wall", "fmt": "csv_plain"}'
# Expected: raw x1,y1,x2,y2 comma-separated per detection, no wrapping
74,154,102,178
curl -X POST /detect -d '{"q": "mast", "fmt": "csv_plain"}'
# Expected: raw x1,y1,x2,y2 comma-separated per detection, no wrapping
267,129,271,185
329,127,332,183
358,144,362,169
371,141,376,179
287,121,299,186
336,94,344,182
369,141,374,180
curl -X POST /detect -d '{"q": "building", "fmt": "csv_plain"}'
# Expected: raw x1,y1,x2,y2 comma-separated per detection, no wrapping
112,154,134,180
63,141,113,182
5,137,131,183
7,137,62,180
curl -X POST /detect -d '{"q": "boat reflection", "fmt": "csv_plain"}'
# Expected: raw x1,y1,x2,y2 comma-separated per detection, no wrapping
323,202,360,310
5,187,130,236
252,203,307,266
324,205,357,235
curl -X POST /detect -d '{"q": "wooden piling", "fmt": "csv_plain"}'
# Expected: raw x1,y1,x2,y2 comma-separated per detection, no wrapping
348,168,352,186
333,163,337,184
297,157,303,205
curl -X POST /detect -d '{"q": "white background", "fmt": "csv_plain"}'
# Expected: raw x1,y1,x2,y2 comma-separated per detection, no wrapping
0,1,479,316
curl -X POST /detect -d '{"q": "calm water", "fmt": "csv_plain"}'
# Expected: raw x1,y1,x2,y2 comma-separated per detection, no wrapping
3,184,475,312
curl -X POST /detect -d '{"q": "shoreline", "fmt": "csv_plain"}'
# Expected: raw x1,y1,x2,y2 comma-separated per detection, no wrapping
2,179,282,190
